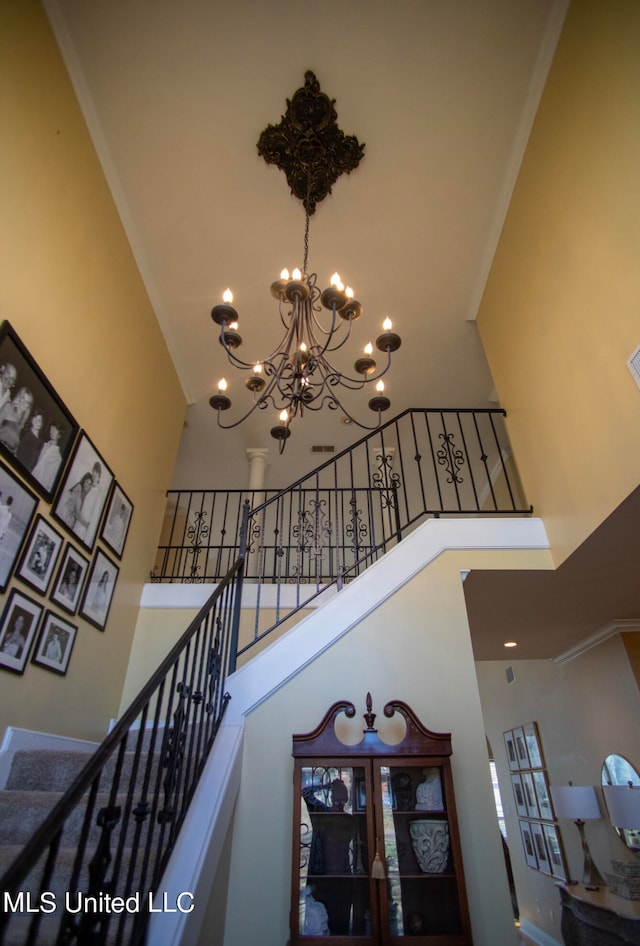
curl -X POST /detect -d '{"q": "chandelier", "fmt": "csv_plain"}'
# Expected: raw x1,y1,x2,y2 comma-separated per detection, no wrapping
209,72,402,452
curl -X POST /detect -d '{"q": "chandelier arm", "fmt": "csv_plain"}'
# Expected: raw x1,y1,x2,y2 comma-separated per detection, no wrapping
218,321,298,372
307,391,386,432
304,299,354,363
212,393,270,430
262,321,299,366
333,349,394,388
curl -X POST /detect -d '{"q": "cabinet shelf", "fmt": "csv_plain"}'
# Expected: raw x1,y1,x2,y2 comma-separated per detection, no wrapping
290,695,472,944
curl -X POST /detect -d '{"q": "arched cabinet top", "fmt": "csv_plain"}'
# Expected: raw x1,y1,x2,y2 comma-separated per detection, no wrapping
292,692,452,758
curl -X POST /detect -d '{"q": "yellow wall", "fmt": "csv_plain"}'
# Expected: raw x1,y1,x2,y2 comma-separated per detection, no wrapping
477,0,640,564
210,546,552,946
0,1,186,740
120,603,315,712
477,637,640,943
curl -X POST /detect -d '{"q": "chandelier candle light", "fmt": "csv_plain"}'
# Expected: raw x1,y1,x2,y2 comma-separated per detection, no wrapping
209,71,402,452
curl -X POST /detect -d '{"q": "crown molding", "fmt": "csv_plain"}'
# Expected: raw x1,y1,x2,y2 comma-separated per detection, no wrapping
553,619,640,666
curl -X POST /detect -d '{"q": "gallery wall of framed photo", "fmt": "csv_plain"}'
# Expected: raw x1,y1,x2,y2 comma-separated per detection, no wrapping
504,721,568,882
0,321,134,679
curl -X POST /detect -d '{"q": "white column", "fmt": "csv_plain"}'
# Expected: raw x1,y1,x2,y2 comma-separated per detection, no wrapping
246,448,269,506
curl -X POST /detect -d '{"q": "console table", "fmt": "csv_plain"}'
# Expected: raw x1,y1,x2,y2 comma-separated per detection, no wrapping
558,883,640,945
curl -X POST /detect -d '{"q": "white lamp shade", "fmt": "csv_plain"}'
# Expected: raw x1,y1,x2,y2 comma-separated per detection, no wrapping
550,785,601,821
603,785,640,828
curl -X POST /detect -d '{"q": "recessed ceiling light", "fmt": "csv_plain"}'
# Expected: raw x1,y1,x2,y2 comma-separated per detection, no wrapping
503,641,518,648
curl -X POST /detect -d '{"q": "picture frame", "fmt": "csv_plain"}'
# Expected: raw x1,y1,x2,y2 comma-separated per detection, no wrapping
521,772,540,818
504,730,519,772
0,588,43,674
532,770,554,821
524,721,544,769
0,321,79,502
50,542,89,615
513,726,530,769
354,776,367,812
80,548,118,630
52,431,114,552
543,823,568,881
531,821,552,875
100,482,133,559
511,773,528,818
0,458,39,592
519,820,538,869
16,515,63,595
31,609,77,676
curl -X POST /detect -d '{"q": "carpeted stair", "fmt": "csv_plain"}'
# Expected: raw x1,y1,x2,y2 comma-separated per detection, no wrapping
0,743,163,946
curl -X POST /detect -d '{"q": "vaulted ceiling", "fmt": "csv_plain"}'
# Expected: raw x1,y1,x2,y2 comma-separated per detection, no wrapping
45,0,568,487
45,0,640,664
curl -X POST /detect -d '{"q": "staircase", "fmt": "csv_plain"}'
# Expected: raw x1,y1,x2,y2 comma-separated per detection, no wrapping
0,408,533,946
0,561,244,946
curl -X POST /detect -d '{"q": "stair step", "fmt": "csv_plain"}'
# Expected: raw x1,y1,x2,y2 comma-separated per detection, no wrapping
5,750,96,792
0,841,149,946
0,787,172,847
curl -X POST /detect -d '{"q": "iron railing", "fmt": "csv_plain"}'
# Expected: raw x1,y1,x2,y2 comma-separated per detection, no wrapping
0,530,247,946
153,408,532,658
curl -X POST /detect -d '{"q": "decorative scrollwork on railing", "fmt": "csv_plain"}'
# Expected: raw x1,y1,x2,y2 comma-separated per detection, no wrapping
292,499,333,579
61,803,123,943
436,431,465,484
371,452,401,509
187,509,209,546
345,497,368,554
184,509,210,583
244,517,263,556
158,683,191,826
184,559,204,582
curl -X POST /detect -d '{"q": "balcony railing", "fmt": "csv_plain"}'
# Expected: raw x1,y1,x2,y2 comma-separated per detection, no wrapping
152,409,531,659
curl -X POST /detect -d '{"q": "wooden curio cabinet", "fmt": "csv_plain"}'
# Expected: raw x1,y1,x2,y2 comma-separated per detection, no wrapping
290,695,472,945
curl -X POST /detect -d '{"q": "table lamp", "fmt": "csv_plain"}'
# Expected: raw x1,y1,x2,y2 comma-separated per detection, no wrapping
550,783,604,886
603,783,640,851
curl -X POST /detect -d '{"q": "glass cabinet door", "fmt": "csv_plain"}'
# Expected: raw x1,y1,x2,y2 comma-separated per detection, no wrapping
297,763,373,937
376,763,463,939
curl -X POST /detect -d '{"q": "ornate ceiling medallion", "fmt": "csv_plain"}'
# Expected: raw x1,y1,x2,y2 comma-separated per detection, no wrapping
257,71,365,214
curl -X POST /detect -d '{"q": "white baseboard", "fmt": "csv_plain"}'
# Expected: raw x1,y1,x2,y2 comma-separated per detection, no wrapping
519,917,563,946
0,726,98,789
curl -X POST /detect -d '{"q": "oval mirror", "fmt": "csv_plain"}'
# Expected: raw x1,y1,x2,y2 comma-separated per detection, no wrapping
601,754,640,850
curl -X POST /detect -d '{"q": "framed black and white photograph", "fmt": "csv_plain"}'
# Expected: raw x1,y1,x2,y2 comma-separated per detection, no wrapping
0,458,39,592
543,823,567,881
524,721,544,769
513,726,530,769
52,431,114,552
504,730,519,772
531,821,552,875
0,588,42,674
511,773,528,818
31,610,77,676
521,772,540,819
16,515,63,595
532,770,554,821
0,321,79,501
50,543,89,615
100,482,133,559
80,548,118,630
519,820,538,869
